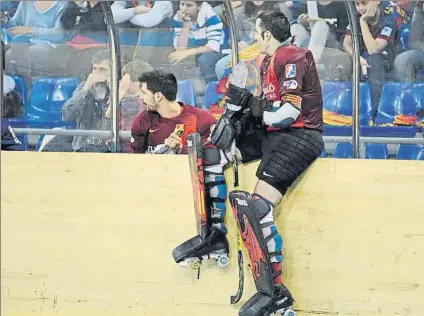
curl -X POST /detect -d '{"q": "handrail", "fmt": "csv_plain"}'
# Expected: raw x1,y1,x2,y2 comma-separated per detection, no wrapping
101,1,121,153
346,1,361,158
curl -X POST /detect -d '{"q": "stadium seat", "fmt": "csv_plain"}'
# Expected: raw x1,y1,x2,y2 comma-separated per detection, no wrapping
333,143,353,159
365,144,389,159
396,144,424,160
367,82,418,138
323,81,372,136
25,77,80,127
374,82,417,125
202,81,224,110
177,80,196,106
11,76,27,104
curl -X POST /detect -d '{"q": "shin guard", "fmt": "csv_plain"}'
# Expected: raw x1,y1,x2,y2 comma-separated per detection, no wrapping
229,190,275,297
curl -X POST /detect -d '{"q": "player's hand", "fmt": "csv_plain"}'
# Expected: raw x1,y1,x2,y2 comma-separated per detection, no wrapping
226,84,252,109
169,50,190,65
9,26,35,36
165,132,183,152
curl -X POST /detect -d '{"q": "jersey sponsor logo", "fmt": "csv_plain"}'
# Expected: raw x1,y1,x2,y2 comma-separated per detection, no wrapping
263,83,277,100
149,128,160,133
285,64,296,78
283,80,298,90
381,26,393,37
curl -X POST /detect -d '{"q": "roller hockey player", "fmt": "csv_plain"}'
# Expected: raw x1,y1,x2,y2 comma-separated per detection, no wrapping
211,11,324,316
129,70,229,270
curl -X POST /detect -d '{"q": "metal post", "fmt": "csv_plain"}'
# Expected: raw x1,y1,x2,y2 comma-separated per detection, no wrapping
346,1,361,158
223,1,239,67
101,1,122,153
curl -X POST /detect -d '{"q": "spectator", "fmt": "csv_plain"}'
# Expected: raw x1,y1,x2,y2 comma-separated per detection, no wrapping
394,1,424,82
343,0,400,119
105,60,153,137
111,1,174,28
5,1,67,97
169,1,224,83
61,50,112,153
2,74,23,119
61,0,107,32
291,1,351,79
215,1,291,80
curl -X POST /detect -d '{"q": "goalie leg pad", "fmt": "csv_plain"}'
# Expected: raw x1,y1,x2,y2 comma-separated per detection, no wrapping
229,190,277,296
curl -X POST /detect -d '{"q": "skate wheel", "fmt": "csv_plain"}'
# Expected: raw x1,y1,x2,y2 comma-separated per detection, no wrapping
216,254,229,268
282,309,296,316
191,260,201,270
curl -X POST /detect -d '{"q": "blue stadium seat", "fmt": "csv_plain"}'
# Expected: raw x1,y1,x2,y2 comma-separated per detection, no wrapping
11,76,27,104
365,144,389,159
396,144,424,160
323,81,372,136
374,82,417,125
367,82,419,138
177,80,196,106
203,81,224,110
25,77,80,127
333,143,353,159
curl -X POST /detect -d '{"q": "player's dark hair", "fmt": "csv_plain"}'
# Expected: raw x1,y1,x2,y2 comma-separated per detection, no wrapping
139,69,178,102
257,11,291,43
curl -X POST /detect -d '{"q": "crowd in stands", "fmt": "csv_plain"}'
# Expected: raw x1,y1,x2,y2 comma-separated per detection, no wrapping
1,1,424,159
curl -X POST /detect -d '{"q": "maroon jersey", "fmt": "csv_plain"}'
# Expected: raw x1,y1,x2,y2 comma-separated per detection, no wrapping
260,43,323,131
130,103,217,154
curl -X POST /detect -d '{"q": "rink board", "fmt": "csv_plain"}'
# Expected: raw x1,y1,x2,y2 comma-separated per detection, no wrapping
2,152,424,316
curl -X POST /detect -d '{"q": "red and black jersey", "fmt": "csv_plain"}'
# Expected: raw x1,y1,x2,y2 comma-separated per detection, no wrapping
260,43,323,131
130,103,216,154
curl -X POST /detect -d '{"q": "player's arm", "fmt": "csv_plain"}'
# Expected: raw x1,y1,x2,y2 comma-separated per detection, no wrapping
130,111,150,154
226,58,303,128
198,109,218,144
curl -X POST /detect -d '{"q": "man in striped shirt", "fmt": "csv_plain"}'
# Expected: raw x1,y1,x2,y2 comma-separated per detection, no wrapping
169,1,224,83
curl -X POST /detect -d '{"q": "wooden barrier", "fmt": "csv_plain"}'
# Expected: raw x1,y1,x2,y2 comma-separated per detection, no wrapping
2,152,424,316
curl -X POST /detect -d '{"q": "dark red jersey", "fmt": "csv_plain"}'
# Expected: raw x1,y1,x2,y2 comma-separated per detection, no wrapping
130,103,217,154
260,43,323,131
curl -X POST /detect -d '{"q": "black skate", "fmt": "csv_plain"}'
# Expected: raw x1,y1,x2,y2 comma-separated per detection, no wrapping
239,285,296,316
172,228,230,270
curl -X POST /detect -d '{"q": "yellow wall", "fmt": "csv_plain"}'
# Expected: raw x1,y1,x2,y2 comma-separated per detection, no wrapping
2,152,424,316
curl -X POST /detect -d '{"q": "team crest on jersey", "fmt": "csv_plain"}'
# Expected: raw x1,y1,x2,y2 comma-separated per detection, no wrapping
381,26,393,37
283,80,298,90
175,124,185,137
285,64,296,78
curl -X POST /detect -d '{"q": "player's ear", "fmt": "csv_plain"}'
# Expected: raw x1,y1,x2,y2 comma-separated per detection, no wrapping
154,92,163,102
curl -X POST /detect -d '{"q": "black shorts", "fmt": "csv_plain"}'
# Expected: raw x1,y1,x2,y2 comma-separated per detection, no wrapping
237,127,324,194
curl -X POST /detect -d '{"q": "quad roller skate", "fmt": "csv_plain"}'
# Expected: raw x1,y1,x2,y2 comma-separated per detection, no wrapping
239,285,296,316
173,228,230,270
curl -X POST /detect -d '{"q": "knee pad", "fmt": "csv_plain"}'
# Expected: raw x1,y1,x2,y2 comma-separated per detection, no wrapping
203,143,230,173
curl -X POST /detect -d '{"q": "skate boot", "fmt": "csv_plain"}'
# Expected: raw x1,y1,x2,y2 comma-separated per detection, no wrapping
239,285,296,316
172,228,230,270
